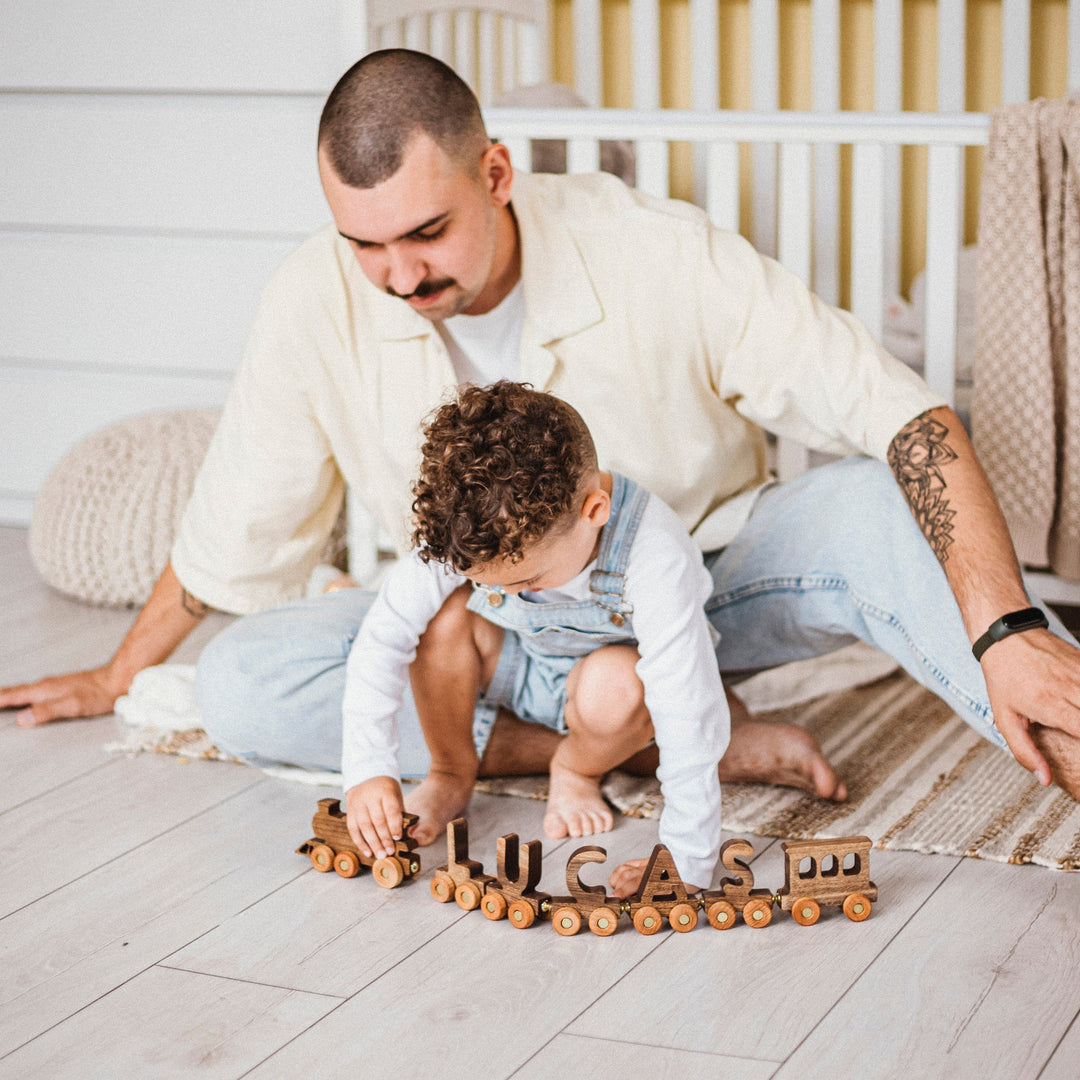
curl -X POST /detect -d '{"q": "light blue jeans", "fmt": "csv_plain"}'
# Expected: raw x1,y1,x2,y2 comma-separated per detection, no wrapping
195,457,1076,778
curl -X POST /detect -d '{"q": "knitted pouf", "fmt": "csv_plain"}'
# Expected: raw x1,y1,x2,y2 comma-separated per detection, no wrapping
29,409,222,607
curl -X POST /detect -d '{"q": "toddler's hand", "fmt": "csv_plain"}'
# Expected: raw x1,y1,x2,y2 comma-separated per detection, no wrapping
346,776,404,858
608,857,649,899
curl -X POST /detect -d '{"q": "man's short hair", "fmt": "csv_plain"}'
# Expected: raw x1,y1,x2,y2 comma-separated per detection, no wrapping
319,49,491,188
412,381,598,573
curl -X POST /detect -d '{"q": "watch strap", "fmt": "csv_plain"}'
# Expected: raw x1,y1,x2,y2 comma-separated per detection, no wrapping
972,607,1049,662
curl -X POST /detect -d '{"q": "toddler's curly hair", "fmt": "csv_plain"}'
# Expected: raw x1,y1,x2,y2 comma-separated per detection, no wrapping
412,381,597,572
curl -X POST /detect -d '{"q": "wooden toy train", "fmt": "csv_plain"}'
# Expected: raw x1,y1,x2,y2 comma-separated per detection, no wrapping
428,818,877,936
297,797,422,888
296,802,877,935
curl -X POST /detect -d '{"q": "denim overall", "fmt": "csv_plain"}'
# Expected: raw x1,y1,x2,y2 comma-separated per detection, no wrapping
464,471,648,756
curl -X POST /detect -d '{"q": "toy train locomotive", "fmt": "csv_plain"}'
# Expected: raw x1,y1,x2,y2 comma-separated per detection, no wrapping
428,818,877,936
296,797,422,888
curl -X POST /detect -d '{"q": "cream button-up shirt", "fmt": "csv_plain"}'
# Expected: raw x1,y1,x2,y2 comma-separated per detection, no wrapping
172,172,943,613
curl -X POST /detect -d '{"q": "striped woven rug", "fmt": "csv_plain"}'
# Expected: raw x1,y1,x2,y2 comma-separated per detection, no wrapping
598,670,1080,871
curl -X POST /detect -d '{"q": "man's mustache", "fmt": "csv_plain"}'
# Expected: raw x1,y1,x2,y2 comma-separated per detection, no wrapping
387,277,456,300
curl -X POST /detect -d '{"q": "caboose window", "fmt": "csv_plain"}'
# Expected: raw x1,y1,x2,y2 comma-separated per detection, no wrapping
843,852,861,875
798,856,816,879
820,853,839,877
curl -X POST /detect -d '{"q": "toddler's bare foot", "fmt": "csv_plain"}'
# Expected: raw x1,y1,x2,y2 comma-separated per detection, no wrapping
719,719,847,801
404,770,476,846
543,761,614,839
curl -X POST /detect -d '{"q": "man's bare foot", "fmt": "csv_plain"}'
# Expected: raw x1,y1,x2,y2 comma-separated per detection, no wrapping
404,770,476,845
543,760,614,839
718,719,847,801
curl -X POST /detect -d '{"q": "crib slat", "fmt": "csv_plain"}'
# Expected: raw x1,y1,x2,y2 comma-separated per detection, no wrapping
404,14,427,52
779,142,813,286
938,0,967,110
875,0,903,302
750,0,780,257
1001,0,1032,104
1072,0,1080,92
429,10,454,66
924,144,963,405
850,142,885,342
690,0,721,207
502,136,532,172
477,11,497,103
811,0,841,305
630,0,662,110
572,0,603,106
705,141,740,234
454,11,476,94
635,139,670,198
776,141,813,481
517,13,544,85
567,137,601,175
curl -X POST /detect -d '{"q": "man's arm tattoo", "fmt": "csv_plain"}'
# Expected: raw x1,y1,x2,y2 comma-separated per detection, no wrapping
181,588,212,619
887,411,959,565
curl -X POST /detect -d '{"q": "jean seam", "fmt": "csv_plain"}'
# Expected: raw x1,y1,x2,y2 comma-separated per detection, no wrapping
706,574,993,726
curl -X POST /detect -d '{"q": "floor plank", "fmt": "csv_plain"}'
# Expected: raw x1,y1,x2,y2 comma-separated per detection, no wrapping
567,843,958,1062
0,965,339,1080
0,777,317,1054
0,752,260,918
511,1033,779,1079
1041,1012,1080,1080
773,856,1080,1079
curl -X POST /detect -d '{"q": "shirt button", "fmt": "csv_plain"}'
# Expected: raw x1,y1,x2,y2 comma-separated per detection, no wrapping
487,592,505,608
610,612,625,627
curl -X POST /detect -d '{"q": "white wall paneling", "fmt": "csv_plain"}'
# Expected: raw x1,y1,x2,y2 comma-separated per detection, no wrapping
0,366,231,524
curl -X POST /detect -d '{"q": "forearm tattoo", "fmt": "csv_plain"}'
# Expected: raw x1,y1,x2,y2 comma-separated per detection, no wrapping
181,588,212,619
887,411,959,564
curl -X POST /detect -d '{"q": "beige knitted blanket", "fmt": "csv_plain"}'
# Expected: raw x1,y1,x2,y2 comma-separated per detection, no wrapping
972,97,1080,580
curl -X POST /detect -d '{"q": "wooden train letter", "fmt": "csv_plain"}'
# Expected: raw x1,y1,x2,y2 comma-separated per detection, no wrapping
429,818,497,910
548,846,621,937
701,838,776,929
627,845,699,934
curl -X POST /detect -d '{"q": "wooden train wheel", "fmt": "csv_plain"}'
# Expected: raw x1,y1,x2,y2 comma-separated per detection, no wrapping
792,898,821,926
588,906,619,937
372,855,404,889
454,880,483,910
669,903,698,933
430,871,456,903
309,843,334,872
843,892,872,922
632,906,663,935
333,850,361,878
742,897,773,928
707,899,737,930
553,907,582,936
508,900,536,928
482,892,508,920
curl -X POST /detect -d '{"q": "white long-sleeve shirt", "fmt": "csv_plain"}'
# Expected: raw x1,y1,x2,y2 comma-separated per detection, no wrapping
342,494,730,888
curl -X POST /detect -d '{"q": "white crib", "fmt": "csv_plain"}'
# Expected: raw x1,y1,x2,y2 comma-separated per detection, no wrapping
2,1,1078,605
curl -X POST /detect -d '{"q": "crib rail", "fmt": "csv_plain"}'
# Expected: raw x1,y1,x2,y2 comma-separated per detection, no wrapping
487,106,986,413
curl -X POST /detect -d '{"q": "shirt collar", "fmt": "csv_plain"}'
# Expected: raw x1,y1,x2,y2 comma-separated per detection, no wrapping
355,172,604,345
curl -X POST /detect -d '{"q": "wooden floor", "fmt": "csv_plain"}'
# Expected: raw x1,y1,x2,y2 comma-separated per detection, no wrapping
2,522,1079,1080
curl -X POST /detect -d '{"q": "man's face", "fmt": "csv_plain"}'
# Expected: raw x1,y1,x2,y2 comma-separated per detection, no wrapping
319,133,513,321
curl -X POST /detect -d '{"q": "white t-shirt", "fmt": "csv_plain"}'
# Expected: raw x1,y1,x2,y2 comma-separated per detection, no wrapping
342,491,729,888
436,280,524,386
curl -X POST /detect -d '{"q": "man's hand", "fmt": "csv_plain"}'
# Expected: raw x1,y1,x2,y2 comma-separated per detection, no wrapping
979,629,1080,790
0,667,125,727
346,776,405,858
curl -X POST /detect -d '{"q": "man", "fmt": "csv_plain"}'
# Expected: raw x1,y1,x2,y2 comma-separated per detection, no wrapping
4,51,1079,840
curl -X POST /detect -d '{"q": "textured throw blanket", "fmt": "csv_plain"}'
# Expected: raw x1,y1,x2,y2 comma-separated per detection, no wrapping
972,96,1080,580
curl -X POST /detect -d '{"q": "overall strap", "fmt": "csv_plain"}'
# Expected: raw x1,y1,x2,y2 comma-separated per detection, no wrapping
589,472,649,620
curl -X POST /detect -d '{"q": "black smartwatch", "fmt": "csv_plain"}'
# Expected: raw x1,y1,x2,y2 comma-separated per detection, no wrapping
971,607,1049,662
